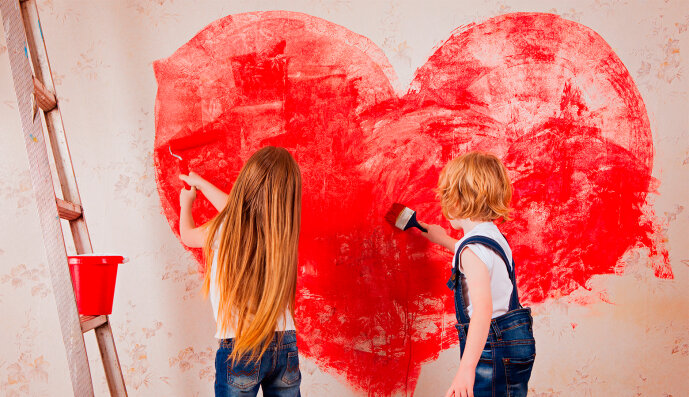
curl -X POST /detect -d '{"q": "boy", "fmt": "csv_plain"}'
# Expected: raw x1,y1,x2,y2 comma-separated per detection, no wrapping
420,151,535,397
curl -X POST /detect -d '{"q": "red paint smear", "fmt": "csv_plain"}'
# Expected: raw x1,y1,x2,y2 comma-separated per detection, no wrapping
153,12,671,396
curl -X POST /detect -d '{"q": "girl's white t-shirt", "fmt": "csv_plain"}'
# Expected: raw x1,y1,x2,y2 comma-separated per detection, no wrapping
452,222,514,319
209,235,296,339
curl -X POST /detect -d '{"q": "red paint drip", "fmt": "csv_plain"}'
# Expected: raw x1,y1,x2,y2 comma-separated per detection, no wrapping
153,12,671,396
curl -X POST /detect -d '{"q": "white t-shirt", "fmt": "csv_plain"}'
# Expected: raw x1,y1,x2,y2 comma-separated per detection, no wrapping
452,222,514,319
209,232,296,339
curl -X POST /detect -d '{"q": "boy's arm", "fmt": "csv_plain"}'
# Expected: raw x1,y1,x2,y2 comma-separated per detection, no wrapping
458,247,492,367
179,172,228,212
445,247,492,397
418,221,458,251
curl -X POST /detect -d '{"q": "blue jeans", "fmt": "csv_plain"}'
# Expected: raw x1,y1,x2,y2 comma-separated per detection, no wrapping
456,308,536,397
215,330,301,397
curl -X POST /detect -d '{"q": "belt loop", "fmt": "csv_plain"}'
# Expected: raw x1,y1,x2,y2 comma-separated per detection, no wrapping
490,320,502,340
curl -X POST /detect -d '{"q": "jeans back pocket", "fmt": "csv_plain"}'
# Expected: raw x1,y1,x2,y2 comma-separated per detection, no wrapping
228,357,260,391
281,350,301,385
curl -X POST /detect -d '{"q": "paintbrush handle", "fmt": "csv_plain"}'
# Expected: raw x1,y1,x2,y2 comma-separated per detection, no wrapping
409,213,428,233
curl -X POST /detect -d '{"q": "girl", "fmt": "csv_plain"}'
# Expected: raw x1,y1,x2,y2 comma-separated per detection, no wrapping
419,151,535,397
178,146,302,397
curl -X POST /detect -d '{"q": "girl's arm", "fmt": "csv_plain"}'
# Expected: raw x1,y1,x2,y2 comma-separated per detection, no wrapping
179,187,208,248
445,247,492,397
179,171,228,212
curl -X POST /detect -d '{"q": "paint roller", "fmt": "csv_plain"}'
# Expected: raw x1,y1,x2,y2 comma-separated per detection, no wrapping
168,130,222,189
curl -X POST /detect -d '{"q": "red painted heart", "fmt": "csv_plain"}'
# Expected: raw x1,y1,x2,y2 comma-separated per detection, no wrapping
153,12,671,395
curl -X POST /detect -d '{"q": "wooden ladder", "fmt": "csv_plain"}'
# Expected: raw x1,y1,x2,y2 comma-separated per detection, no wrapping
1,1,128,396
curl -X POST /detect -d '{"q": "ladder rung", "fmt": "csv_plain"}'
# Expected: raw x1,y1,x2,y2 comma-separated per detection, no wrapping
80,315,107,333
56,198,82,220
33,76,57,111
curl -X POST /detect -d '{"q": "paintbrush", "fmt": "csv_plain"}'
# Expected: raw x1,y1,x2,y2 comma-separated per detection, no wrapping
168,130,222,189
385,203,428,233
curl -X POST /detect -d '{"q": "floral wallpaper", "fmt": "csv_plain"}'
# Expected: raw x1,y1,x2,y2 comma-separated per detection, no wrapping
1,1,687,396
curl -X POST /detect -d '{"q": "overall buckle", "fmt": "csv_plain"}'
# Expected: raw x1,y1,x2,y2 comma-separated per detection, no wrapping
446,269,458,290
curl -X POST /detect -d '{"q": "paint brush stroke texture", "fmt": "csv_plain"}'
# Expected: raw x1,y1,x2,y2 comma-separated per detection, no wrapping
152,12,672,395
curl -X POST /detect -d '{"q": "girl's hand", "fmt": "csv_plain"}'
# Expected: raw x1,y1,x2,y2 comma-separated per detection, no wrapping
180,186,197,208
444,366,475,397
179,171,206,190
418,221,449,245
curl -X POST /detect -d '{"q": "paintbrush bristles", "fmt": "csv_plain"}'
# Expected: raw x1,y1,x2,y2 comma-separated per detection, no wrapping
385,203,427,233
385,203,407,227
385,203,419,231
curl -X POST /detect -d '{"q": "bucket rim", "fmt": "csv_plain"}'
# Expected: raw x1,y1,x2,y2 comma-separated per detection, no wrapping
68,255,125,265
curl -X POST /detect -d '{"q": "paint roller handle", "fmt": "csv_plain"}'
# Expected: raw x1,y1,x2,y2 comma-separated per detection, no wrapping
179,162,190,189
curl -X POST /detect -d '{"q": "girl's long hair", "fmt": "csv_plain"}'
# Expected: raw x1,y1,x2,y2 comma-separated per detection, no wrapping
202,146,301,363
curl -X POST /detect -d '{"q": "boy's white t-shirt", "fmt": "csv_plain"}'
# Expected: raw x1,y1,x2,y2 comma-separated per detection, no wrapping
452,222,514,319
209,233,296,339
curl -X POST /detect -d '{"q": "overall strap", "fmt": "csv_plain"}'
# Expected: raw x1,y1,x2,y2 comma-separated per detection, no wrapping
448,235,522,316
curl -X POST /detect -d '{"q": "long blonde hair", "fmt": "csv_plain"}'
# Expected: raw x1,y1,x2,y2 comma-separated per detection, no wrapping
202,146,301,363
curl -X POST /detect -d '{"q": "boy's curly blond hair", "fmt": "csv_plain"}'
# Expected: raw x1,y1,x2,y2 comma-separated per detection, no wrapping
436,151,513,222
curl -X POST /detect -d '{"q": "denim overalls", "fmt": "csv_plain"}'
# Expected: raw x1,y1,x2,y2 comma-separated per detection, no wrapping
447,235,536,397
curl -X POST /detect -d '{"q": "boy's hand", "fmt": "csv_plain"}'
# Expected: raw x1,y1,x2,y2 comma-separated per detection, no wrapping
179,171,206,189
418,221,458,251
180,186,197,208
444,365,475,397
418,221,449,245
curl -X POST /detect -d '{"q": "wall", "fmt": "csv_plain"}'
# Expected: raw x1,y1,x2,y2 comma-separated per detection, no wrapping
1,1,687,396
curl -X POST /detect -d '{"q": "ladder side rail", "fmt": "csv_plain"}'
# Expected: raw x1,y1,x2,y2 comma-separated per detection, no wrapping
95,323,128,396
20,0,93,254
19,4,129,397
0,1,95,396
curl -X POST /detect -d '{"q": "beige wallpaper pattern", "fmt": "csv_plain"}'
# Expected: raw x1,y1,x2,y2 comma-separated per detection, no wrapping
1,1,688,396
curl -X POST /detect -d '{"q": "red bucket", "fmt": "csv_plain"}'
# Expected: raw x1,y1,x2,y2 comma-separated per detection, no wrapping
68,255,125,315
